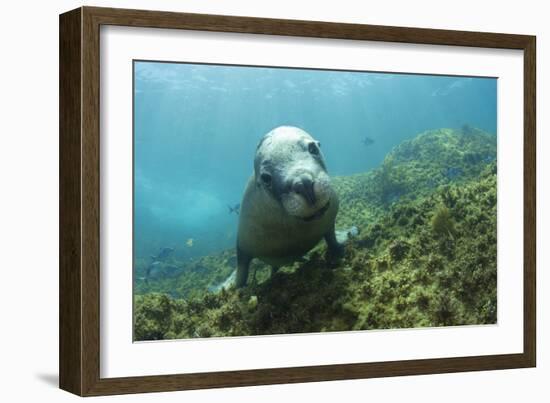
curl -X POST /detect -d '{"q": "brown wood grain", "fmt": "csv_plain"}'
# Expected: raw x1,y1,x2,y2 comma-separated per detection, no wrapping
81,6,102,396
523,37,537,367
59,7,82,396
59,6,537,396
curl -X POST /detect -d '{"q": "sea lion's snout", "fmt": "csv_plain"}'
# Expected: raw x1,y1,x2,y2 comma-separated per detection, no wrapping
282,172,331,219
292,175,316,206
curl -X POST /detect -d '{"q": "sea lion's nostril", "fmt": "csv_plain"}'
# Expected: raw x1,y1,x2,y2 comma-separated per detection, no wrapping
294,177,316,205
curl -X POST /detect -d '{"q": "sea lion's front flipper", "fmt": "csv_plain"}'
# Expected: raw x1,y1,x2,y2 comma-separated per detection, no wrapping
236,246,252,288
324,225,345,258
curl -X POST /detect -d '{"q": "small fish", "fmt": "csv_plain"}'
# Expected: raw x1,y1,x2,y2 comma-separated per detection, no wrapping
150,247,174,262
362,136,375,147
228,203,240,215
186,238,194,247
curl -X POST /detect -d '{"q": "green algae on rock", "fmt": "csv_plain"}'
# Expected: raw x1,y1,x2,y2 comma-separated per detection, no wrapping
134,127,497,341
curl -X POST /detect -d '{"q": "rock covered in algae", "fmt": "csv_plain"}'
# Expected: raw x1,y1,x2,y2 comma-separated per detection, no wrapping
134,127,497,341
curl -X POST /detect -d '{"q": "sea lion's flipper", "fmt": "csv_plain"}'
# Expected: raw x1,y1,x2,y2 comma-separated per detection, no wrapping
324,226,345,258
236,246,252,288
335,226,360,244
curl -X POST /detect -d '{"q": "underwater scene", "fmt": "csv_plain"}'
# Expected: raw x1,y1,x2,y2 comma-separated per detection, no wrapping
133,60,497,341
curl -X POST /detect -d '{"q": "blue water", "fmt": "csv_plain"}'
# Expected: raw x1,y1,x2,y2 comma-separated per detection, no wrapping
134,61,496,261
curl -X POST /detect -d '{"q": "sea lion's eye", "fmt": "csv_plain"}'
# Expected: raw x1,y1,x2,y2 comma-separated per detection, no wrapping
308,142,319,155
260,173,272,186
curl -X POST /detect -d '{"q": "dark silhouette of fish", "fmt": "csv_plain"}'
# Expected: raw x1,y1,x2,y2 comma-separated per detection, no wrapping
144,247,175,283
228,203,240,215
150,246,174,262
362,136,375,147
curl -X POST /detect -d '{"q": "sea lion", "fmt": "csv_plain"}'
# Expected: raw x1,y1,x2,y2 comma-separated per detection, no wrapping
235,126,343,288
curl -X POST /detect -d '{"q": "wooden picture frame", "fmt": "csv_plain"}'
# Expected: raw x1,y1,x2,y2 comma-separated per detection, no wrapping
59,6,536,396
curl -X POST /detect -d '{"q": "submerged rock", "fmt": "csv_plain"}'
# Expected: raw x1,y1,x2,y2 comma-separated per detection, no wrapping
134,128,497,341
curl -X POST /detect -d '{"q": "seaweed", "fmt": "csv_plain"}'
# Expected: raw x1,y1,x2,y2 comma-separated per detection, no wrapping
133,127,497,340
431,205,456,239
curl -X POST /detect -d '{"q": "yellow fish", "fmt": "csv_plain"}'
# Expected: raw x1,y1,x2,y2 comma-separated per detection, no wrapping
186,238,194,247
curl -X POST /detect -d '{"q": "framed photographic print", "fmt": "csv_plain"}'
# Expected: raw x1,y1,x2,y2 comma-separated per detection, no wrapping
59,6,536,396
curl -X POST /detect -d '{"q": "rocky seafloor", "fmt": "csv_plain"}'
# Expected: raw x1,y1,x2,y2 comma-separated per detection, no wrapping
133,126,497,341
